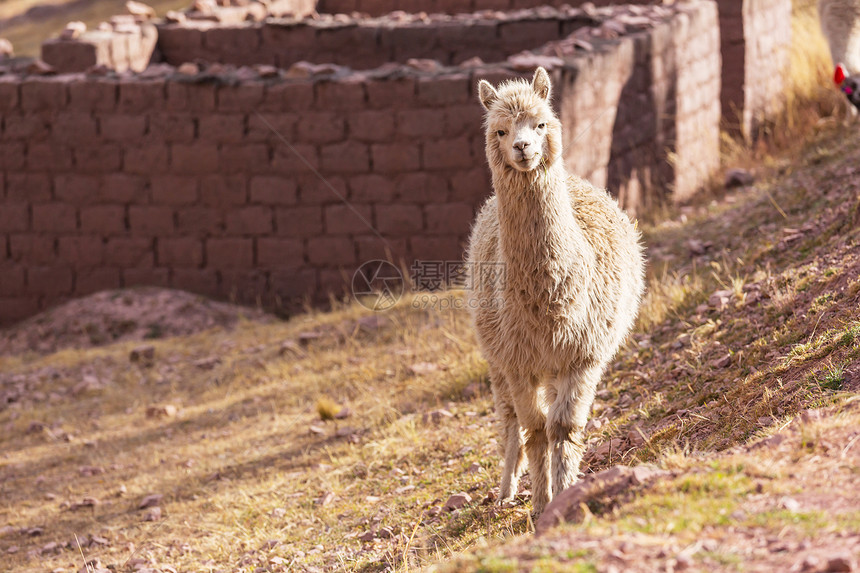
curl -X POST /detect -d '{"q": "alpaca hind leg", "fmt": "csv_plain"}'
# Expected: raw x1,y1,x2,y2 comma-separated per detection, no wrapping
491,369,525,501
547,365,602,497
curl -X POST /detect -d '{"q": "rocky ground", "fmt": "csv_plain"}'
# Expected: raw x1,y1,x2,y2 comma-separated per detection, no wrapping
0,126,859,572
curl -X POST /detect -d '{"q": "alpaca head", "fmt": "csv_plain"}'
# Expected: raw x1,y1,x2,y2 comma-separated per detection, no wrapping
478,67,562,174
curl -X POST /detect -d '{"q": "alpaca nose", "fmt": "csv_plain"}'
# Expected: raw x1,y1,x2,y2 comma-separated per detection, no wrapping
513,140,530,151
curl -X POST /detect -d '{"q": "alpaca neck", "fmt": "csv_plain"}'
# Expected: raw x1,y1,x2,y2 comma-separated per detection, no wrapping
493,162,593,294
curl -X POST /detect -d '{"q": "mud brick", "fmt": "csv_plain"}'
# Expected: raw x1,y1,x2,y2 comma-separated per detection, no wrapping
307,236,355,267
76,268,121,295
203,25,261,54
219,143,270,174
176,207,224,236
218,83,265,112
6,173,52,202
417,74,471,106
324,203,373,235
450,168,491,203
219,269,268,303
0,77,20,111
355,235,407,264
200,175,247,207
500,20,560,48
75,145,122,173
225,206,274,235
54,175,99,204
249,176,298,205
158,237,203,267
53,114,98,140
246,112,298,141
27,266,73,295
396,109,445,138
0,142,25,170
425,203,474,234
123,267,169,288
151,175,199,205
371,143,420,173
270,267,316,299
396,172,450,203
129,206,174,236
444,104,483,137
166,81,216,112
0,266,25,296
257,237,304,267
20,78,67,111
297,112,345,143
349,174,395,202
297,176,347,205
58,236,104,268
125,146,169,175
375,204,423,235
100,174,146,203
423,138,475,170
100,115,147,141
170,268,220,297
206,237,253,268
27,143,74,171
366,76,415,109
9,235,55,264
318,268,351,298
410,235,464,262
119,80,164,113
4,114,51,140
348,110,395,142
0,296,40,324
80,205,126,234
147,113,195,143
0,204,29,232
171,143,220,175
320,141,369,173
68,79,117,112
105,237,153,267
33,203,77,232
272,143,318,173
315,78,366,111
260,81,315,112
199,114,246,143
275,205,322,237
157,24,203,56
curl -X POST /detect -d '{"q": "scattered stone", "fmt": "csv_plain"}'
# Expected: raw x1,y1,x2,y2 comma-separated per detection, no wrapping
79,465,105,477
70,497,100,510
377,527,393,539
779,496,800,512
144,506,162,521
427,505,443,516
709,354,732,368
443,492,471,511
334,407,351,420
130,345,155,364
405,58,440,72
126,0,157,19
194,357,221,370
59,21,87,40
316,492,335,506
708,289,735,310
146,404,177,418
422,409,454,424
139,494,163,509
0,525,15,537
408,362,440,375
508,53,564,71
725,168,754,188
278,340,305,356
24,527,44,536
358,530,375,542
0,38,13,59
466,462,481,474
825,555,854,572
801,409,824,424
164,10,186,22
308,425,325,435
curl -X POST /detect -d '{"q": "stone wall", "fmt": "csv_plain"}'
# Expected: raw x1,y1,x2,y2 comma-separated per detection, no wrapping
0,2,720,324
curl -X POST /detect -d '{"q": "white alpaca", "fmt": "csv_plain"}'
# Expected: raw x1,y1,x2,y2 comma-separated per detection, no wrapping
466,68,645,516
819,0,860,111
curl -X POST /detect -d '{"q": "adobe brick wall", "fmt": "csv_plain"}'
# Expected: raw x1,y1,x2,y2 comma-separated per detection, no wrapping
316,0,648,17
717,0,791,137
155,8,602,70
0,2,719,325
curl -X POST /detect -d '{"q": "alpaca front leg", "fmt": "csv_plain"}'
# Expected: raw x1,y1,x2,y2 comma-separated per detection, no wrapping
547,367,601,497
524,427,551,515
497,398,525,501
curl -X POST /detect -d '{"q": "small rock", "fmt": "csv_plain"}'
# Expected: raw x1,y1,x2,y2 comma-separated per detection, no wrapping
825,555,854,572
709,354,732,368
146,404,177,418
358,530,375,542
443,492,471,511
79,465,104,477
801,409,823,423
139,494,163,509
422,409,454,424
316,492,335,506
427,505,442,516
59,21,86,40
377,527,393,539
144,506,162,521
405,58,440,72
0,525,15,537
126,0,156,19
164,10,186,22
254,64,279,78
507,53,564,72
725,168,754,188
466,462,481,474
194,357,221,370
779,497,800,512
0,38,13,59
334,407,351,420
279,340,305,356
408,362,440,375
708,289,735,310
308,425,325,435
461,382,482,400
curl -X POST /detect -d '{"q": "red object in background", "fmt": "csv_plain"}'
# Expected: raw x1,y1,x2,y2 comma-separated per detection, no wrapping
835,64,846,85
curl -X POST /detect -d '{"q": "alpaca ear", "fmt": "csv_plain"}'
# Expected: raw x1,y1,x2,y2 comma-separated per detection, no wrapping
478,80,499,110
532,67,551,100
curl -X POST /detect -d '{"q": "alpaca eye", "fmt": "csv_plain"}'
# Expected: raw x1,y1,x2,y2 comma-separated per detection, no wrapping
497,130,506,137
538,123,546,129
